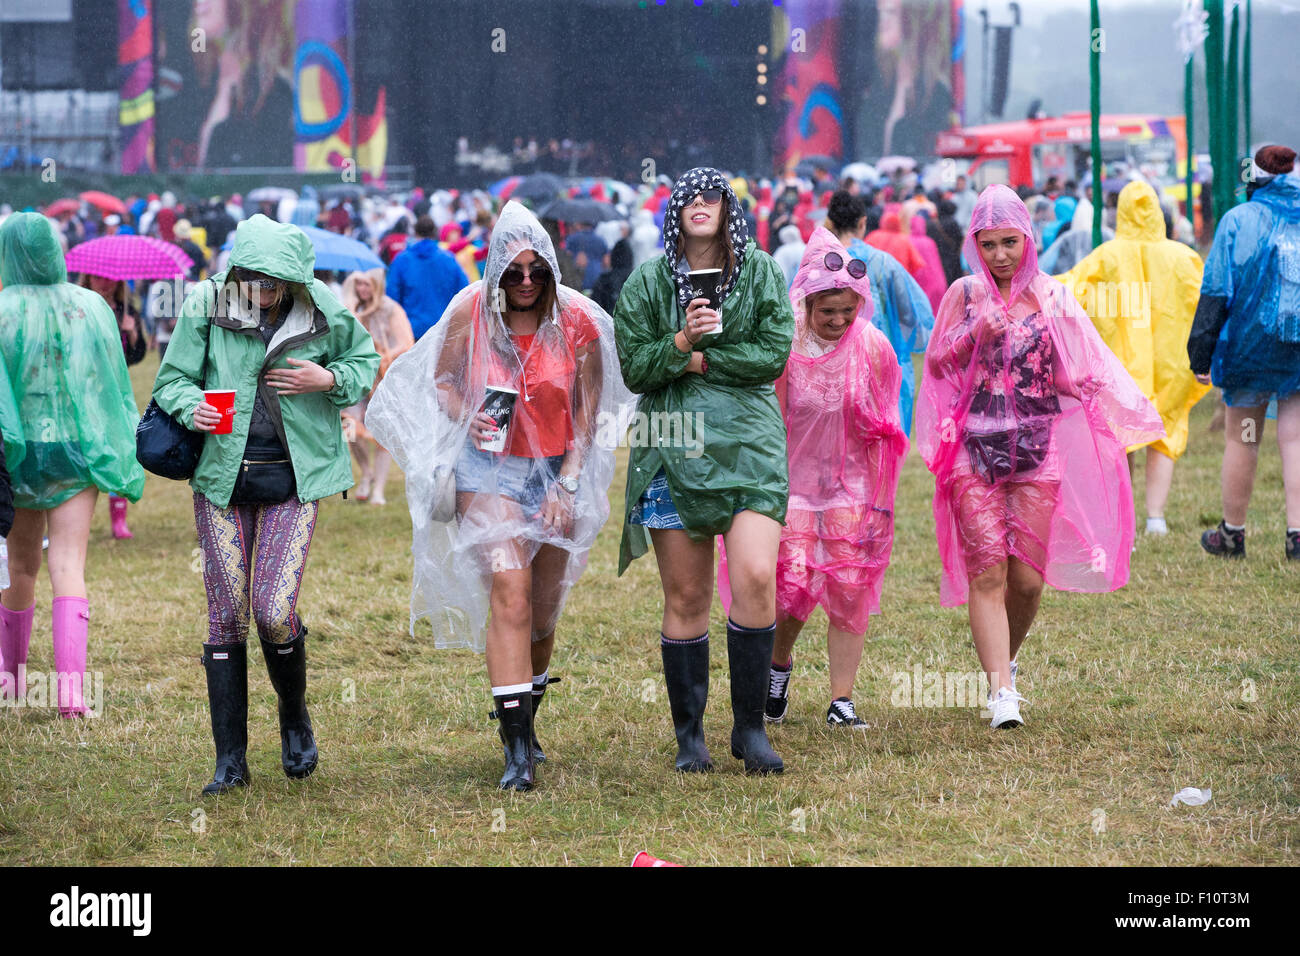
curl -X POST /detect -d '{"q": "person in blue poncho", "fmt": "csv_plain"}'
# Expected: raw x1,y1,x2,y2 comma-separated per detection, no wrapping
385,215,469,340
825,190,934,436
1040,194,1077,252
1189,145,1300,560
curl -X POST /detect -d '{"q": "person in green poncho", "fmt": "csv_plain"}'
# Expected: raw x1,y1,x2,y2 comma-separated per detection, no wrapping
0,212,146,717
152,214,379,796
614,167,794,775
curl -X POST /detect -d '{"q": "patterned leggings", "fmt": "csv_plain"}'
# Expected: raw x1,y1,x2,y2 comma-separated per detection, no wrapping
193,493,319,645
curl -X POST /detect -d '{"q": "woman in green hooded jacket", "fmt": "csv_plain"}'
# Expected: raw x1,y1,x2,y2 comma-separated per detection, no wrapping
0,212,145,717
152,214,379,796
614,167,794,775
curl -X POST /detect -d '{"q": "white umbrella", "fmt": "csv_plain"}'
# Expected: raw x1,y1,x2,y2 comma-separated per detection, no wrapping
875,156,918,177
841,162,878,185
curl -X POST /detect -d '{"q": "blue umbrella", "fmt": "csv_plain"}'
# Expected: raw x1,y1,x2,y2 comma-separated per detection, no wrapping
220,225,384,273
296,225,383,272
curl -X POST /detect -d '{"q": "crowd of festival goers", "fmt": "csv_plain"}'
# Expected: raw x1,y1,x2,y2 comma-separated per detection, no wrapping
1,142,1297,794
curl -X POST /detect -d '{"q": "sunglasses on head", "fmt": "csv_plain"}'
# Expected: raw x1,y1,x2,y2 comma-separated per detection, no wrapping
688,188,724,207
823,251,867,280
500,265,552,287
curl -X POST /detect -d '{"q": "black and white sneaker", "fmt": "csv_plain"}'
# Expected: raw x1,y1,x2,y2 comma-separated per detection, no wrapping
765,660,792,723
826,697,870,729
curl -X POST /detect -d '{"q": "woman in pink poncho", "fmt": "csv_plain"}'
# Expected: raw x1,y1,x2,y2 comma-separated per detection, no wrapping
916,185,1163,729
722,227,907,730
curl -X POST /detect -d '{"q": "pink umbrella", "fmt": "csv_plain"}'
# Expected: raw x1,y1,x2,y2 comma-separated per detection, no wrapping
65,235,193,281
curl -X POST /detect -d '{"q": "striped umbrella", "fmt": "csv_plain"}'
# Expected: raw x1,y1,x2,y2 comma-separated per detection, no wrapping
65,235,193,281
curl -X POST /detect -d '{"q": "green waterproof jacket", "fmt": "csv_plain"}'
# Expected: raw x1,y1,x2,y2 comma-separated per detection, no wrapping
614,240,794,574
152,215,380,507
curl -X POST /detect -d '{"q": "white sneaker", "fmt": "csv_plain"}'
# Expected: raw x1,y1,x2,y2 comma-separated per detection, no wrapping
989,686,1027,729
1146,516,1168,535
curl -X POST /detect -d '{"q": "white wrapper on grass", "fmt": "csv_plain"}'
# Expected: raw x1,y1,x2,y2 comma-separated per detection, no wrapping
1170,787,1212,807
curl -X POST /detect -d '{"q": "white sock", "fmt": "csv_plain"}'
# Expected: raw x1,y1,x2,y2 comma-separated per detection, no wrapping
531,670,548,693
491,682,533,697
1224,521,1245,532
1288,528,1300,535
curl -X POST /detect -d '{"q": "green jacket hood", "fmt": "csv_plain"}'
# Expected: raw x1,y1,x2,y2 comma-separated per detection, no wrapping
227,213,316,284
0,212,68,286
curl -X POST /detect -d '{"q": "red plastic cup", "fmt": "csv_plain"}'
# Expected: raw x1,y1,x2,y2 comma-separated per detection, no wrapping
631,851,682,867
204,389,236,435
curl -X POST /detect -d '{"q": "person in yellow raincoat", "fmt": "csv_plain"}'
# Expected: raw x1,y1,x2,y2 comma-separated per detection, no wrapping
1058,180,1211,535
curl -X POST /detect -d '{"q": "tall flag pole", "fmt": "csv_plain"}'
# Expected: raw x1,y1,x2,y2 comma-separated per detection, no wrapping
1244,0,1252,151
1174,0,1208,235
1204,0,1225,232
1226,2,1240,207
1090,0,1103,247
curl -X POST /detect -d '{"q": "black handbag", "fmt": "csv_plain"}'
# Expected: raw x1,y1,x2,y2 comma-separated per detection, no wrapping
964,421,1052,483
230,456,297,505
135,314,213,480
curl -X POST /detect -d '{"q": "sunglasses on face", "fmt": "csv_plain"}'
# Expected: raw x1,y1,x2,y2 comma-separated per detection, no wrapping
823,251,867,280
500,265,553,287
688,189,724,207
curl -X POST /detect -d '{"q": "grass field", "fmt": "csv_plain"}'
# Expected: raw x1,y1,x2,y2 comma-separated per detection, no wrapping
1,352,1296,866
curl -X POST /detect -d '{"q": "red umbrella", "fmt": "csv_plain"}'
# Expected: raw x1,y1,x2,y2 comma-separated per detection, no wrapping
79,191,128,216
43,198,81,218
65,235,193,281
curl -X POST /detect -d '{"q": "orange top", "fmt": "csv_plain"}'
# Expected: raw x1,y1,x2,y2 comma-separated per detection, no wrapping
479,303,600,459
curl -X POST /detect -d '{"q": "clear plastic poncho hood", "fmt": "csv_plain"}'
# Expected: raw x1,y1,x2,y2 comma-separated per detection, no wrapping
918,186,1163,605
365,200,635,651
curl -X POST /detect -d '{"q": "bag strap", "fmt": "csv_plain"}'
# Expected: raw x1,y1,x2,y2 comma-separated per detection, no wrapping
198,277,218,391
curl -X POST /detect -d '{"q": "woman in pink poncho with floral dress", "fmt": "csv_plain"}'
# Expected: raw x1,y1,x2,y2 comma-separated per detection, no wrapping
722,227,908,730
917,185,1163,729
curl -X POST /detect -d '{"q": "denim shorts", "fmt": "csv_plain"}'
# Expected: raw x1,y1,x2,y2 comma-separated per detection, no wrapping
628,468,687,530
1222,388,1294,410
454,440,563,514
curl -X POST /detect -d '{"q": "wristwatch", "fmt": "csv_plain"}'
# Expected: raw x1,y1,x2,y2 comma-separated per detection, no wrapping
555,474,579,495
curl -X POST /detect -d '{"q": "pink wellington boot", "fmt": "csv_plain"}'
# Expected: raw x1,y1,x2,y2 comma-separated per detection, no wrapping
0,602,35,700
109,496,133,540
52,596,91,718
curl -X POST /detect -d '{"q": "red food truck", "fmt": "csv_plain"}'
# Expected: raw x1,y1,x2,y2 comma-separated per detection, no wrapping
935,113,1189,193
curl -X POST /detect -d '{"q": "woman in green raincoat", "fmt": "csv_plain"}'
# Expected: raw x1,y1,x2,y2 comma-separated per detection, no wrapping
0,212,145,717
152,214,379,796
614,167,794,775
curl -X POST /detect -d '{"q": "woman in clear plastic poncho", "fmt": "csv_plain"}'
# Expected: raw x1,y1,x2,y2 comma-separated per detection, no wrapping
0,212,145,716
917,185,1163,729
1058,180,1210,537
722,227,907,731
366,200,632,792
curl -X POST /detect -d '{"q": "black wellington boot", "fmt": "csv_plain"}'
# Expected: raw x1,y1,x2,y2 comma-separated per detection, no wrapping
661,635,713,772
201,643,251,796
260,630,318,780
530,675,559,763
493,691,536,792
727,621,784,775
